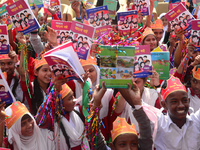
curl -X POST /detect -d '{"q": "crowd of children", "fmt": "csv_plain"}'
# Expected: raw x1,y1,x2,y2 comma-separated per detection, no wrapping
0,0,200,149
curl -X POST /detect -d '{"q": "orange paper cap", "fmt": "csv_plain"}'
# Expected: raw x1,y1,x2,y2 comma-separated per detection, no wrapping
80,55,97,66
151,19,163,30
60,83,72,99
34,55,48,70
0,54,10,60
141,27,155,42
161,76,187,101
192,65,200,80
5,101,29,129
111,117,137,142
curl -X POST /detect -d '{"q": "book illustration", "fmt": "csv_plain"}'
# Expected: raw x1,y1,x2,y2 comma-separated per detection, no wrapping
165,3,194,39
0,69,15,104
191,20,200,51
0,5,13,30
87,6,111,28
103,0,117,19
117,11,138,35
70,21,95,60
131,0,150,16
0,0,14,8
169,2,185,10
44,0,62,19
6,0,40,34
43,0,50,8
0,25,9,54
51,20,71,44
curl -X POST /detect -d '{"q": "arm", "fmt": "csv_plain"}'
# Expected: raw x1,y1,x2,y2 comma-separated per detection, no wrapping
0,101,6,147
146,0,155,27
133,108,153,150
8,29,17,51
48,7,60,20
29,31,44,55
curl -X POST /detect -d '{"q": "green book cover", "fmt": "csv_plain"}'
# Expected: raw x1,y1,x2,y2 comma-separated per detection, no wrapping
0,5,13,30
103,0,117,19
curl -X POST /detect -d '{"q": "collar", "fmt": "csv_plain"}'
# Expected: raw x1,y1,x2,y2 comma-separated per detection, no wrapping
189,88,200,99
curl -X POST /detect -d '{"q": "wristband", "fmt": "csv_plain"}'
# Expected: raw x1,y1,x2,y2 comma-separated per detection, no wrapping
132,105,142,111
155,84,161,88
76,17,82,20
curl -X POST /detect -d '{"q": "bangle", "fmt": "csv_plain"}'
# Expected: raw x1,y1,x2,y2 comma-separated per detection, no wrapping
155,84,161,88
76,16,82,20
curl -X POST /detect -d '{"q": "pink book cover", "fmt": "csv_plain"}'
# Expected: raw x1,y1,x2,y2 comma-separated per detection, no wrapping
51,20,72,44
191,20,200,51
0,148,11,150
6,0,40,34
0,25,9,54
44,0,62,19
70,21,95,60
169,2,185,10
165,3,194,39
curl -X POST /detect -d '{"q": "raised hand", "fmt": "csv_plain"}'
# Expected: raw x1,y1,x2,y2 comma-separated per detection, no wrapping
148,69,160,87
44,26,59,47
93,81,107,107
118,78,141,107
47,6,56,15
0,100,6,122
16,32,26,45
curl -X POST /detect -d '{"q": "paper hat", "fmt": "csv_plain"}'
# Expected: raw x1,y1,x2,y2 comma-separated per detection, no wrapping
161,76,187,101
34,55,48,70
60,83,72,99
111,117,137,142
0,54,10,60
141,27,155,42
151,19,163,30
80,55,97,66
5,101,29,129
192,65,200,80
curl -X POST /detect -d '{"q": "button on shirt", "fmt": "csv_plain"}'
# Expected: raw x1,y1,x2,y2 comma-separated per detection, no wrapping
154,113,200,150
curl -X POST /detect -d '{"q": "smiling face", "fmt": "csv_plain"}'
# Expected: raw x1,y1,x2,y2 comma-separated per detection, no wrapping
164,91,189,126
21,114,34,137
111,133,138,150
0,59,15,79
83,65,97,84
191,77,200,95
62,91,75,112
142,35,158,51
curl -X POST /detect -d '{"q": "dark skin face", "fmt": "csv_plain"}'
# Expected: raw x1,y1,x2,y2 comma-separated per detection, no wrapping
111,133,138,150
0,59,15,79
63,91,76,113
191,77,200,95
162,91,189,128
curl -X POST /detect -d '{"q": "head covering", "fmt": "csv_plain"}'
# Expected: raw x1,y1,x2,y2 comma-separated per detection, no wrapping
60,83,72,99
159,13,166,19
151,19,163,30
111,117,137,142
5,101,47,150
192,65,200,80
80,55,97,66
34,55,48,70
37,12,43,20
0,54,10,60
161,76,187,101
141,27,155,42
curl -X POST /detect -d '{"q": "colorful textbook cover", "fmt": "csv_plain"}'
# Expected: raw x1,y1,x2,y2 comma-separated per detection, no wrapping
44,42,85,82
51,20,71,45
44,0,62,19
151,45,170,80
99,45,152,88
117,11,139,36
28,0,44,9
103,0,118,19
6,0,40,35
165,3,194,39
191,20,200,51
131,0,150,16
86,6,112,37
0,69,15,104
0,5,13,30
0,25,9,54
169,2,185,10
70,21,95,60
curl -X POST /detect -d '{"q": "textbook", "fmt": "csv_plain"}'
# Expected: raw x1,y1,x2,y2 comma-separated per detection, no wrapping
191,20,200,51
117,11,139,36
28,0,44,9
0,5,13,30
0,25,9,54
6,0,40,35
131,0,150,16
99,45,152,88
165,3,194,39
51,20,71,45
151,45,170,80
169,2,185,10
70,21,95,60
103,0,118,19
44,0,62,19
44,42,85,82
0,69,15,104
0,0,14,8
86,5,111,37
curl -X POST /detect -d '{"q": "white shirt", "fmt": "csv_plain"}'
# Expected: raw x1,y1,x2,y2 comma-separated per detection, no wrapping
187,88,200,113
154,113,200,150
142,87,158,107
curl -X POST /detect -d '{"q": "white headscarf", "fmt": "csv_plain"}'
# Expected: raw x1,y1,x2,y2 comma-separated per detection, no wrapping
159,13,168,44
8,113,47,150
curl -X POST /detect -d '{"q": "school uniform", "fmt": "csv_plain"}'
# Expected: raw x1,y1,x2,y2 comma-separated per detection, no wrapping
187,88,200,113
